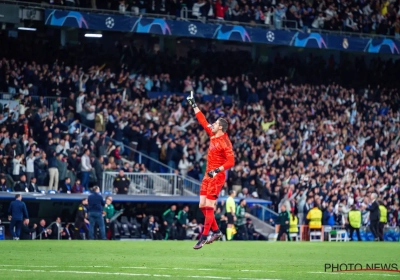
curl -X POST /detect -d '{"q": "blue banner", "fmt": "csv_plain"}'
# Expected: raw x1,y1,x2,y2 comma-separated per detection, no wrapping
45,9,400,55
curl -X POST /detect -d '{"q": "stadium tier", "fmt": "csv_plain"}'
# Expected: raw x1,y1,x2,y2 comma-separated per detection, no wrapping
0,1,398,248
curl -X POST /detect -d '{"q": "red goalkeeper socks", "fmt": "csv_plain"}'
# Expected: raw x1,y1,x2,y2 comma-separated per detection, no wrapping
202,207,214,236
200,207,206,216
211,215,219,232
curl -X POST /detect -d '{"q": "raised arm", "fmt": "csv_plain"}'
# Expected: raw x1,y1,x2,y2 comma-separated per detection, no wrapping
195,112,213,136
187,91,213,136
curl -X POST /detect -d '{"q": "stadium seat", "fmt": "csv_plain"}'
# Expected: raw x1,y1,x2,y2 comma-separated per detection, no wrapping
104,191,111,195
268,233,278,242
129,217,143,238
335,230,348,242
289,233,300,241
328,229,348,242
119,216,132,238
113,221,121,239
309,230,322,242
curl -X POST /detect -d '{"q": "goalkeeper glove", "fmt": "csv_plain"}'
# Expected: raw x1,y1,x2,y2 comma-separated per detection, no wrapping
208,167,221,178
186,91,197,108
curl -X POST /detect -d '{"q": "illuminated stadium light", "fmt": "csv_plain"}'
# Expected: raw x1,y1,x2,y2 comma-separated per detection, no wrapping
85,33,102,38
18,27,37,31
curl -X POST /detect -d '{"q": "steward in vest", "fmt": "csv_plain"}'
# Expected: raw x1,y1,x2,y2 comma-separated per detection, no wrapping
289,212,299,235
306,203,322,230
378,201,387,242
348,204,362,241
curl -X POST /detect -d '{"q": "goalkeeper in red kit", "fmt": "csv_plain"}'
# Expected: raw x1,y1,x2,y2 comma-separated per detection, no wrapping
187,92,235,250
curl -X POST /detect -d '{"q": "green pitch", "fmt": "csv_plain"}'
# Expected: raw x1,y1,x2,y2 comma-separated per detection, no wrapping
0,241,399,279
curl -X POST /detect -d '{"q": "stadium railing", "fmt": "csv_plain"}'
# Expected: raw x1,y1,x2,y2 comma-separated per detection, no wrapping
77,122,176,175
250,204,279,223
102,171,200,196
4,0,398,40
0,93,66,109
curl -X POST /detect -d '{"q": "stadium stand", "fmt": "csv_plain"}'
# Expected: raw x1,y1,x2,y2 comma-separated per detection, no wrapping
22,0,400,37
0,26,399,241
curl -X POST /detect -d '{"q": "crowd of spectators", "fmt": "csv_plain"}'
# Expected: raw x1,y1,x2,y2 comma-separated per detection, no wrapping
191,0,400,36
24,0,400,37
0,33,400,233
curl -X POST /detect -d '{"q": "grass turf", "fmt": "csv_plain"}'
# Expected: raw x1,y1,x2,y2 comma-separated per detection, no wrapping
0,241,399,280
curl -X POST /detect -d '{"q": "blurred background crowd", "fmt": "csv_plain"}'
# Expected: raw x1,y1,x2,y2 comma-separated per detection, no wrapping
24,0,400,36
0,28,399,239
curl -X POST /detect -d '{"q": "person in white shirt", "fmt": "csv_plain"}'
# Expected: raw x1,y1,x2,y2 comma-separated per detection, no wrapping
219,77,228,95
56,140,69,157
26,153,36,184
186,219,199,240
192,0,206,18
80,149,92,191
85,100,96,128
12,154,23,181
76,92,85,114
178,155,193,177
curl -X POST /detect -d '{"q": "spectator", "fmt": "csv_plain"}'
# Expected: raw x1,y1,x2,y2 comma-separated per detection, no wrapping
60,177,72,194
28,177,41,193
12,154,23,182
178,154,192,177
72,179,84,193
0,177,8,191
48,151,59,191
14,175,28,192
50,217,62,239
147,215,162,240
245,218,259,240
186,218,199,240
20,219,37,240
26,152,36,184
81,149,92,191
323,204,335,227
36,219,52,239
56,152,68,186
192,0,206,19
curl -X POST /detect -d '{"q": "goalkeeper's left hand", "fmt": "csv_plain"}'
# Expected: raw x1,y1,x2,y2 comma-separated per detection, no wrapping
186,91,197,108
207,168,221,178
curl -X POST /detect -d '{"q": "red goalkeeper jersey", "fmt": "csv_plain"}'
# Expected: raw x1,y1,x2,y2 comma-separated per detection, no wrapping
196,112,235,172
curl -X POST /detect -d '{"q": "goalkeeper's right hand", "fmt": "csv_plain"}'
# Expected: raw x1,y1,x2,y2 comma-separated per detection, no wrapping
186,91,197,108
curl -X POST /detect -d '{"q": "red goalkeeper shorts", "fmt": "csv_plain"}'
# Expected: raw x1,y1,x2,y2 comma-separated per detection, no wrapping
200,172,226,200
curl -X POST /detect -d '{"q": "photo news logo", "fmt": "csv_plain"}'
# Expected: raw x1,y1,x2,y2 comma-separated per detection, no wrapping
324,263,400,273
